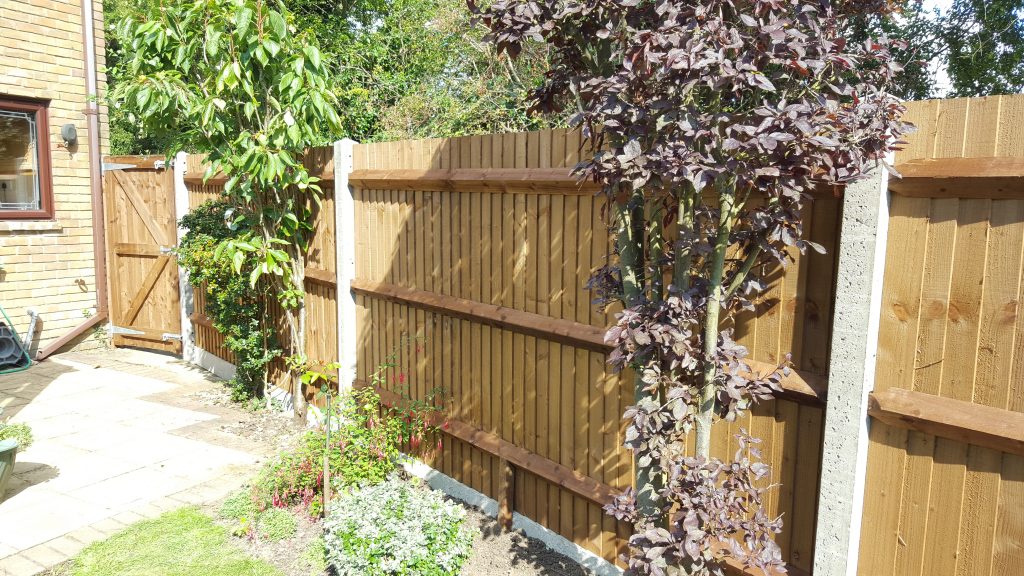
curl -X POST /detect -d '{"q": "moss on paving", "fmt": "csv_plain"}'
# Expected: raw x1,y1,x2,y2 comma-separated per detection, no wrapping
68,507,282,576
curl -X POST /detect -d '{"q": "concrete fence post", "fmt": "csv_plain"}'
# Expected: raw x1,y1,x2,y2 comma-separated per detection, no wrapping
812,165,891,576
334,139,358,392
173,151,195,364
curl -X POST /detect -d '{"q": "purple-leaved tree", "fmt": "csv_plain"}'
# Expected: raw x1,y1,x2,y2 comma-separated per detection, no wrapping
471,0,911,574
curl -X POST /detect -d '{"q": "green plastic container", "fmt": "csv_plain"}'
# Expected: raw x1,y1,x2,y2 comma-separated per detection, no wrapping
0,439,17,501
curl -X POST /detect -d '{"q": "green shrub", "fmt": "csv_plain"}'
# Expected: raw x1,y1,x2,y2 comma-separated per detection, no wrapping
0,422,33,449
257,508,297,541
178,200,280,401
323,476,476,576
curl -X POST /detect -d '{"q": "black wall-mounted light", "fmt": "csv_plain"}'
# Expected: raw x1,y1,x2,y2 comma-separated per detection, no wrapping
61,123,78,147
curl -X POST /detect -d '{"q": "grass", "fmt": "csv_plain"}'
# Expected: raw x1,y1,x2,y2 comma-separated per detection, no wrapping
60,507,283,576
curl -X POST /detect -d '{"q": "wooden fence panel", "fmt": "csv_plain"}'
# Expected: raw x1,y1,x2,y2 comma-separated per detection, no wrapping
351,128,839,567
860,94,1024,576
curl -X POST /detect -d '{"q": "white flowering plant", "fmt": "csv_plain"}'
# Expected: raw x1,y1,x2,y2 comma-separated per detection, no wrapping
323,476,476,575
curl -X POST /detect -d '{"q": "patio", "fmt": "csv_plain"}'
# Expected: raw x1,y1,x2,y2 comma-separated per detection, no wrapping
0,350,270,576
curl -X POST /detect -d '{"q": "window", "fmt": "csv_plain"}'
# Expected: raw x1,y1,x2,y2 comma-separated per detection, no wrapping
0,97,53,220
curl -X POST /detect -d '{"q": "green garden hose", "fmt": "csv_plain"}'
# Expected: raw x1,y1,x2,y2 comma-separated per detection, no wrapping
0,304,31,374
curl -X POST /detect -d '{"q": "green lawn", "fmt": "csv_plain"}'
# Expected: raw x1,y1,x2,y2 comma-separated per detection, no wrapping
63,507,282,576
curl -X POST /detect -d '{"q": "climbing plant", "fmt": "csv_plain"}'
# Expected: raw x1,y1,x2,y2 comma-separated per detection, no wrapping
110,0,342,415
178,200,279,401
473,0,910,574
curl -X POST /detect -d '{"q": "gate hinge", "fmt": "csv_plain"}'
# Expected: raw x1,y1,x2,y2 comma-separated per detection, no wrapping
159,246,176,255
109,325,181,342
102,162,136,173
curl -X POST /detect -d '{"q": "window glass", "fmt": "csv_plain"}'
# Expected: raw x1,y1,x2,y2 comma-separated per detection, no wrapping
0,108,41,212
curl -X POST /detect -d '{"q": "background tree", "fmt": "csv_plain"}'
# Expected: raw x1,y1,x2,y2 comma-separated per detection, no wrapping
847,0,1024,99
940,0,1024,96
111,0,342,418
473,0,909,574
104,0,571,154
843,0,941,99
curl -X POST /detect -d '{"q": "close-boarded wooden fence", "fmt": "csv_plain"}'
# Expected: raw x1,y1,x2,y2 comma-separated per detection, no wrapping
858,94,1024,576
101,93,1024,575
346,130,836,572
173,129,837,573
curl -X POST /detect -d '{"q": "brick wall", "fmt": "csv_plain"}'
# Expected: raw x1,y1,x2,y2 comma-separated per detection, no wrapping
0,0,109,353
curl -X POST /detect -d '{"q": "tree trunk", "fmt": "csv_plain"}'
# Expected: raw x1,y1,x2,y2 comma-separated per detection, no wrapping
673,187,696,292
617,192,662,518
291,257,308,422
695,186,737,459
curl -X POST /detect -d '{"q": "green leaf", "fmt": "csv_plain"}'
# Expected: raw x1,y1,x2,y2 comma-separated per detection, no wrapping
268,11,286,39
249,265,262,288
232,251,245,274
234,7,253,38
303,45,321,70
254,45,269,67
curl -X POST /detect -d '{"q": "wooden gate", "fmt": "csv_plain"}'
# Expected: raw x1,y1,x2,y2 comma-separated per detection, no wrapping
103,157,182,354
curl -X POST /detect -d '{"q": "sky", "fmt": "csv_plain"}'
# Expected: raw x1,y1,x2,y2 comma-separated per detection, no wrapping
921,0,953,95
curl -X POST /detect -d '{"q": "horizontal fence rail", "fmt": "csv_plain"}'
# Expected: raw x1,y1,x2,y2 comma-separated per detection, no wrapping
869,389,1024,457
888,156,1024,198
351,278,827,404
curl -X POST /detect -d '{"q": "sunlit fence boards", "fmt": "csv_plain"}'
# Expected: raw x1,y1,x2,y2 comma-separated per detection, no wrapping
347,129,838,570
859,94,1024,576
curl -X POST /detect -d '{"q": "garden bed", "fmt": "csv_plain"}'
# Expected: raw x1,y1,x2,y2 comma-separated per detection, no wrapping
191,381,598,575
209,480,596,576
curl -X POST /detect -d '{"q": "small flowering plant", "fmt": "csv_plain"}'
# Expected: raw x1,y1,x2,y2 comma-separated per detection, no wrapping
250,337,447,519
251,385,405,519
323,475,477,576
370,336,449,458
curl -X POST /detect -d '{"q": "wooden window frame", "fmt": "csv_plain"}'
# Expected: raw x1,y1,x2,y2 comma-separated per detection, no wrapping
0,96,54,220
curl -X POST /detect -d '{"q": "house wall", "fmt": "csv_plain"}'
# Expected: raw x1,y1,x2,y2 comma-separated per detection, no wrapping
0,0,108,353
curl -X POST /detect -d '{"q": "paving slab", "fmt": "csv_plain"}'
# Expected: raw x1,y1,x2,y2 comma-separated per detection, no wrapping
0,350,268,573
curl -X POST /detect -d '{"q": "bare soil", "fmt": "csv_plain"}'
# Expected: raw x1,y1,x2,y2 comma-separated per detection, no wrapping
459,504,596,576
187,384,304,453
